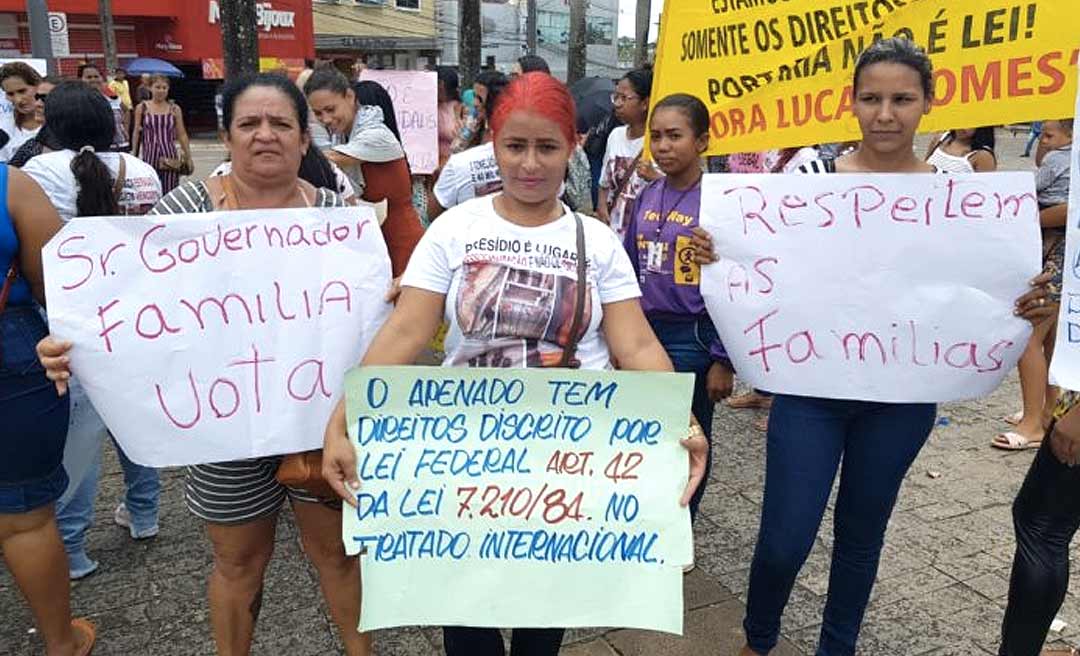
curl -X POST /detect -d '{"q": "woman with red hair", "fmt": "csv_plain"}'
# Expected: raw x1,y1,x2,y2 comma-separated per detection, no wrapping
320,72,708,655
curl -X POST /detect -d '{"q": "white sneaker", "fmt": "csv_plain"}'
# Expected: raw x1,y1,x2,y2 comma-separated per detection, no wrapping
683,562,696,574
113,502,159,539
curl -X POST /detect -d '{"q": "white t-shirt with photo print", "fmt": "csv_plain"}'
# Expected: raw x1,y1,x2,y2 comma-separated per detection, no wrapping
599,125,649,236
433,141,501,209
24,150,162,220
402,195,642,370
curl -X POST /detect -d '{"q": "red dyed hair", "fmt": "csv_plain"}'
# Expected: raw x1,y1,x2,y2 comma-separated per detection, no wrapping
489,72,577,148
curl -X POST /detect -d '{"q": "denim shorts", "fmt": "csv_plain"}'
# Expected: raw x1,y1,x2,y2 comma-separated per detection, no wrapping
0,305,70,510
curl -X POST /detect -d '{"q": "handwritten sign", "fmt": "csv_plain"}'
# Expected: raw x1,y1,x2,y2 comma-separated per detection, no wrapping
699,172,1041,402
42,208,392,467
653,1,1077,155
360,70,438,175
1048,69,1080,389
343,367,694,634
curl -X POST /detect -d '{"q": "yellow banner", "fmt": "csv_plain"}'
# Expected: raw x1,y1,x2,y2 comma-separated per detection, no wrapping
652,0,1078,155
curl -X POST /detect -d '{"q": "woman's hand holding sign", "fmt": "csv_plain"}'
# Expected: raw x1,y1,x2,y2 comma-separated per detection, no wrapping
36,336,73,396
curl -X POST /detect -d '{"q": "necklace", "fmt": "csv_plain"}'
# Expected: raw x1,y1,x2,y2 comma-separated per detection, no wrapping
655,177,700,239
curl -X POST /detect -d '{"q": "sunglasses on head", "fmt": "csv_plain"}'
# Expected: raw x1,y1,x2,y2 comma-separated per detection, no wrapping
34,93,48,101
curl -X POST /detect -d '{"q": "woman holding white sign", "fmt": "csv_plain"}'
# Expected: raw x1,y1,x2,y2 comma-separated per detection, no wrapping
321,72,708,656
37,73,372,656
692,38,1055,656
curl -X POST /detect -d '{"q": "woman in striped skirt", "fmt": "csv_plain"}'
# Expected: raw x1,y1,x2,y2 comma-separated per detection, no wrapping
132,74,191,194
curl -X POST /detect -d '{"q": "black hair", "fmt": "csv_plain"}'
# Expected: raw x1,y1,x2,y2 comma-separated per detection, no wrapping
354,80,411,170
77,63,102,79
44,81,118,216
622,66,653,101
517,54,550,75
437,66,459,99
653,93,710,137
221,73,310,134
853,37,934,99
302,66,351,97
353,80,402,145
297,146,337,192
970,126,996,154
475,70,509,120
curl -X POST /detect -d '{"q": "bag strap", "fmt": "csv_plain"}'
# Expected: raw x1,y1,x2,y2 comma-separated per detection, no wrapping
558,212,588,369
0,259,18,316
113,154,126,201
608,149,643,212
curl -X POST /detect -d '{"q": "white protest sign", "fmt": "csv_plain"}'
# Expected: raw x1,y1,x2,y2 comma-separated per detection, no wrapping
360,70,438,175
1049,71,1080,389
700,172,1041,403
343,367,694,634
43,207,392,467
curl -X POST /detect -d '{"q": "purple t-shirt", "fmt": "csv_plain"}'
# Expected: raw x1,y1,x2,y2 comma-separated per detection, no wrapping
624,178,727,362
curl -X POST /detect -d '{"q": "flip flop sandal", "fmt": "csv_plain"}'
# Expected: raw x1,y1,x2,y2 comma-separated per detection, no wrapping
992,431,1042,451
1003,411,1024,426
753,414,770,432
1041,649,1078,656
71,618,96,656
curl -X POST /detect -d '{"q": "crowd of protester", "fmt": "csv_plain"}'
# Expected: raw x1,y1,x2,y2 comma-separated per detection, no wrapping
0,40,1075,656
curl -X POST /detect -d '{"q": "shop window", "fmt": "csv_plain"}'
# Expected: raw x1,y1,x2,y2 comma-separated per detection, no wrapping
395,0,420,10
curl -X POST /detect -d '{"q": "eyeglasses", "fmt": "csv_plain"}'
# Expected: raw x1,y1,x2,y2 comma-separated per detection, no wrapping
34,93,48,101
611,92,639,105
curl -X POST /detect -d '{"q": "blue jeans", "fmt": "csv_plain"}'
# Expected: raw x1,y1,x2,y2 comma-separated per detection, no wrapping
1023,121,1043,157
648,315,719,519
56,398,160,570
744,394,936,656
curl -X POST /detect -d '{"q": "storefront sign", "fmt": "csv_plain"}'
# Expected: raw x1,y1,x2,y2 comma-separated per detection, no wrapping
209,1,296,33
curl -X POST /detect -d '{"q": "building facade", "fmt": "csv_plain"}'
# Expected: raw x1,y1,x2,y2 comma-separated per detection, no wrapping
0,0,315,129
437,0,621,80
313,0,439,72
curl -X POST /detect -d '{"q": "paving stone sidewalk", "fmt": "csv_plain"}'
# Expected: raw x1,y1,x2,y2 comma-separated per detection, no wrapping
2,130,1068,655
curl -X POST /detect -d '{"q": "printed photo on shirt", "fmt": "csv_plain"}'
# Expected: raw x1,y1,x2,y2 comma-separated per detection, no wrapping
469,154,502,198
454,262,592,368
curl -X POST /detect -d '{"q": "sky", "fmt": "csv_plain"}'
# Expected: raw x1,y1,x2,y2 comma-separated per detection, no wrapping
616,0,663,40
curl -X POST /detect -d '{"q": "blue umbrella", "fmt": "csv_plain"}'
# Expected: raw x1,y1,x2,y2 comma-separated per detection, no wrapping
123,57,184,78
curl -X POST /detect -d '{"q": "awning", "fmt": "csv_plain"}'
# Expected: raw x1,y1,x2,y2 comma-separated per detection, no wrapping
315,34,439,53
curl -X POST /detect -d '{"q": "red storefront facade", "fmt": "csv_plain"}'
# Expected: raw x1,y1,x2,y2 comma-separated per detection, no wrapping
0,0,315,128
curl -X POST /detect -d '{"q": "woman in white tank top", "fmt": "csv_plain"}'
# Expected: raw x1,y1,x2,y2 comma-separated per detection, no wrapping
925,127,997,173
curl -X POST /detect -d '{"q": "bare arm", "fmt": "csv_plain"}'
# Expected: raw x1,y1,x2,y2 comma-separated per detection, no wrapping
601,298,707,506
597,187,611,223
131,103,143,159
969,150,997,172
174,104,191,162
1041,203,1068,229
602,299,674,372
9,168,63,305
322,287,446,502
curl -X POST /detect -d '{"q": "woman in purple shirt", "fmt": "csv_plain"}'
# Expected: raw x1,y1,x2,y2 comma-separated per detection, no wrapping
623,94,733,525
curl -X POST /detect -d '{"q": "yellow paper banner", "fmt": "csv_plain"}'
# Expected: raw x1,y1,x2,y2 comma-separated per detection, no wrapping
652,0,1078,155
